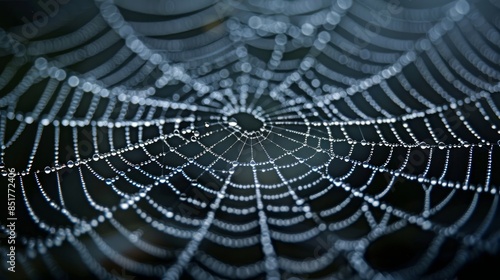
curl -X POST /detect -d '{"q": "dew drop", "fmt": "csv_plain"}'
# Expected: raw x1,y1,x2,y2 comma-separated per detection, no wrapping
129,233,138,243
417,175,425,183
319,223,327,231
120,201,129,210
228,118,238,127
430,177,437,185
438,142,446,150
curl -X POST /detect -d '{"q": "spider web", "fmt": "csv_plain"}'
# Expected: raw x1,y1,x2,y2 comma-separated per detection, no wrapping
1,0,500,279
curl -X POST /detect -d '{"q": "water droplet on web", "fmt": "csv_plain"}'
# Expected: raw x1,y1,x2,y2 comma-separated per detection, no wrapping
438,142,446,150
250,160,256,166
419,220,431,231
67,160,74,168
228,118,237,127
180,193,187,201
417,175,425,183
105,178,113,185
92,154,100,161
129,233,138,243
430,177,437,185
319,223,327,231
419,142,429,149
120,200,129,210
44,166,51,174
